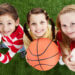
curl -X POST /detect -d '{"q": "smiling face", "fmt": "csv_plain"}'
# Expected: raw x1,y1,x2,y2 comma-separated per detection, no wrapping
0,14,19,36
29,13,48,38
60,12,75,40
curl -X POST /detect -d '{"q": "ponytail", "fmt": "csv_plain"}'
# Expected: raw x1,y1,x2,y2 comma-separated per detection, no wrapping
49,19,55,41
23,23,33,41
23,19,56,42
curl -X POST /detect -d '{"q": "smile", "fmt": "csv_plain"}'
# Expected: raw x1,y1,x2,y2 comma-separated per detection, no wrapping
68,32,75,35
3,31,10,34
35,29,44,33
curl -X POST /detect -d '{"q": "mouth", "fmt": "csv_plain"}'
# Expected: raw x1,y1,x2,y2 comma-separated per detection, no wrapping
3,31,10,35
35,31,42,33
68,32,75,35
35,29,44,33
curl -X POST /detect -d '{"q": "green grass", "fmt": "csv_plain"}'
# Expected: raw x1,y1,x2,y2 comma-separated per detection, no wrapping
0,0,75,75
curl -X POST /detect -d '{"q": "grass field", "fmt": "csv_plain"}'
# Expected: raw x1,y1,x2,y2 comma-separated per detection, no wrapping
0,0,75,75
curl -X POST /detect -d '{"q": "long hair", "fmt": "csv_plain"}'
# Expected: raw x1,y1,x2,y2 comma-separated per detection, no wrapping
56,5,75,52
23,23,33,41
24,8,55,41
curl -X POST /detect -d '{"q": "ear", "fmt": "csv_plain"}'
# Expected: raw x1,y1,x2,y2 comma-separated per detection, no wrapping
16,18,19,26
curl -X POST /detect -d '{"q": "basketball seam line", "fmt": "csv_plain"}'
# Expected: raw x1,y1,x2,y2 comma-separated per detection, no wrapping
27,52,59,61
37,39,44,70
33,64,55,67
28,40,53,56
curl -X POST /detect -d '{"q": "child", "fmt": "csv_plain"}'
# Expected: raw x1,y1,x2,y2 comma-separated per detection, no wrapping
0,3,25,64
23,8,55,50
56,5,75,71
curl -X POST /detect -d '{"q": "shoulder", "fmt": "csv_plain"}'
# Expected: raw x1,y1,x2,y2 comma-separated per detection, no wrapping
10,24,24,39
70,41,75,50
48,24,51,29
23,28,31,41
47,25,52,34
16,25,24,39
23,33,31,49
17,24,24,33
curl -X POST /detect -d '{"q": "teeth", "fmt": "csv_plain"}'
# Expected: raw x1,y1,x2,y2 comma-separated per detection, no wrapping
37,31,40,32
36,31,41,33
35,29,44,33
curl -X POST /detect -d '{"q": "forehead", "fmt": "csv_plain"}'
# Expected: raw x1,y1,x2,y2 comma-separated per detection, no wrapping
60,12,75,24
0,14,13,20
30,13,46,21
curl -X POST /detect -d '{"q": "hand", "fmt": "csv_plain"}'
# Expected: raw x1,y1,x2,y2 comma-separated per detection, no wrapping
70,48,75,61
64,55,75,72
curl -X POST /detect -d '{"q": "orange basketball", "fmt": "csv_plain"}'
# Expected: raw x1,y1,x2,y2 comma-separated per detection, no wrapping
26,38,59,71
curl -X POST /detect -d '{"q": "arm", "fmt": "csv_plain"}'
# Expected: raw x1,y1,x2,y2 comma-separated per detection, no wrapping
0,35,23,64
59,42,75,72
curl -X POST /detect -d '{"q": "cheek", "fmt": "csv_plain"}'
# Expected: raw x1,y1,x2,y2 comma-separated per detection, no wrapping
0,26,3,31
61,27,65,33
61,28,68,36
10,26,16,31
30,26,35,32
43,25,48,30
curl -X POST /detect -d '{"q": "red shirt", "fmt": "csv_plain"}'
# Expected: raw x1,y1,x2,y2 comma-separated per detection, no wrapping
70,41,75,50
0,25,24,64
56,31,75,54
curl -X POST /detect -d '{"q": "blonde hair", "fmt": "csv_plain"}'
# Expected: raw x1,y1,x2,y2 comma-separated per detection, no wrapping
56,5,75,54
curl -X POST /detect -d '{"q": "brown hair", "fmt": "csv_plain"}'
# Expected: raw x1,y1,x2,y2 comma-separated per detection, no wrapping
56,5,75,52
24,8,55,41
27,8,49,24
0,3,18,21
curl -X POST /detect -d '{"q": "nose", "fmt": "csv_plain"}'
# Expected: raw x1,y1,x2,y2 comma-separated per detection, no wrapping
36,24,41,30
3,25,8,32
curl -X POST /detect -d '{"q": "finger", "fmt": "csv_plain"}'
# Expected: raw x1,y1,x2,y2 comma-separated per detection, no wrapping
68,66,75,72
66,55,72,62
67,62,75,66
69,62,75,66
67,55,72,59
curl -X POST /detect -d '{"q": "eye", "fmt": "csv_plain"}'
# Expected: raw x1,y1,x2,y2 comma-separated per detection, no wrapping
62,24,66,27
0,23,3,25
40,21,45,24
8,22,12,25
31,23,36,26
71,23,75,25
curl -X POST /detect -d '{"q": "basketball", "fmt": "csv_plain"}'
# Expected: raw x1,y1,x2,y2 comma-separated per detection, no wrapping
26,38,59,71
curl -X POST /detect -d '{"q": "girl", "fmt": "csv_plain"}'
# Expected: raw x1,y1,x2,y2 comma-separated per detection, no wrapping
23,8,55,50
56,5,75,71
0,3,25,64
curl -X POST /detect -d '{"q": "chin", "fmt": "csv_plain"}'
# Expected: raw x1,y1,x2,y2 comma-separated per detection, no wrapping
36,34,44,37
36,35,42,38
4,34,11,36
35,35,43,38
70,37,75,41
